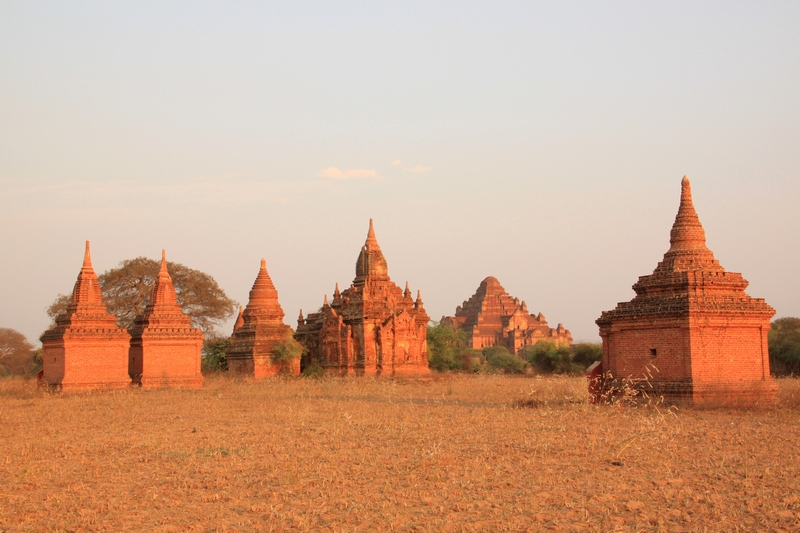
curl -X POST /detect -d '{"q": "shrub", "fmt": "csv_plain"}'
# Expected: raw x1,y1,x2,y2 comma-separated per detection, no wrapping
202,336,230,372
485,348,528,374
271,334,304,375
427,322,471,372
521,341,574,374
769,317,800,376
301,361,326,378
571,343,603,370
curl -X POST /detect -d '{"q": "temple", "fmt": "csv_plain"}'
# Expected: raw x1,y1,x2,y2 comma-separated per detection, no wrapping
295,219,431,376
441,276,572,354
128,250,204,388
226,259,297,377
40,241,131,390
595,177,777,404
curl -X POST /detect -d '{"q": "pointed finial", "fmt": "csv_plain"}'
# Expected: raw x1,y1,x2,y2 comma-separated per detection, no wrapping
334,282,340,297
298,309,304,320
323,294,329,306
365,218,379,248
160,249,168,273
669,175,708,252
83,240,92,268
415,289,423,308
260,258,267,270
404,281,411,298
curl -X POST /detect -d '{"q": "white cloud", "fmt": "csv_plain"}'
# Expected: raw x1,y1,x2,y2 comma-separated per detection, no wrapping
316,167,380,179
390,159,402,166
403,166,432,173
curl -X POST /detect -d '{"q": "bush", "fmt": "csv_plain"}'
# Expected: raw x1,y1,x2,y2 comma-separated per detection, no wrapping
301,361,326,378
769,317,800,376
571,343,603,370
485,347,527,374
271,334,304,375
521,341,575,374
427,322,472,372
202,336,230,372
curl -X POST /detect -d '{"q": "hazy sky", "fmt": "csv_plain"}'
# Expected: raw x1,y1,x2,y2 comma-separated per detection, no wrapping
1,2,798,345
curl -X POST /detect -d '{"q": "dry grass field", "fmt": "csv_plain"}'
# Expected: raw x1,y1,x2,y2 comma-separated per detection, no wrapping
1,374,800,532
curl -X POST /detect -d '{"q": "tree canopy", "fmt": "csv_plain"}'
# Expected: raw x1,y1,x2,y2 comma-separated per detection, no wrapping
769,317,800,376
47,257,238,336
0,328,35,376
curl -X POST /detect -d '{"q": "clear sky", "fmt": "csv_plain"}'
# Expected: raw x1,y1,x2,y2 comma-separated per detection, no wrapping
1,1,798,345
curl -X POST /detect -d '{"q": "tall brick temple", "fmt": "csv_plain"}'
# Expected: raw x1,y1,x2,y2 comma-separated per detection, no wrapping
596,177,777,404
40,241,131,390
441,276,572,354
295,219,431,376
128,250,204,388
226,259,296,377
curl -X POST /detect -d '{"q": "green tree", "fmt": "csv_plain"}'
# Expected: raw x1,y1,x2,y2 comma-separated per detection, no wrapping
484,346,528,374
521,341,574,374
769,317,800,376
271,333,304,375
47,257,237,336
202,336,231,372
0,328,35,376
427,321,471,371
571,343,603,369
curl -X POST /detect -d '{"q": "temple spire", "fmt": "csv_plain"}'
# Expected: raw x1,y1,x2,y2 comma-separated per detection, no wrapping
404,281,411,298
365,218,380,250
82,240,93,269
668,176,708,252
415,289,423,309
71,240,103,305
151,249,178,305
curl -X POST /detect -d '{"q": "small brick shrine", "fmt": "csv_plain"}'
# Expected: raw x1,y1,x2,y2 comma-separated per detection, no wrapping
128,250,204,388
226,259,296,377
441,276,572,354
40,241,131,390
295,219,430,376
595,177,777,404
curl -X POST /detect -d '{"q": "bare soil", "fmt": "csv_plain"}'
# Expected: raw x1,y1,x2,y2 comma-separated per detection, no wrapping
1,374,799,532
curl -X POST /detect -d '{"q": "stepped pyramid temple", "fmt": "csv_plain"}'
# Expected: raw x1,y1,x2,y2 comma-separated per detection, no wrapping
295,219,431,376
595,177,777,404
40,241,131,390
441,277,572,354
226,259,297,377
128,250,204,388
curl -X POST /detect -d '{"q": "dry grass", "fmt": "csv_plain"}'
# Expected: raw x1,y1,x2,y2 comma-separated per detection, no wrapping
1,374,800,532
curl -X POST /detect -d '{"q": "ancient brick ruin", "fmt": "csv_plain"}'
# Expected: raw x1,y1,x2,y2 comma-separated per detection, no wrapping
441,276,572,354
40,241,131,390
128,250,204,388
595,177,777,404
226,259,297,377
295,219,430,376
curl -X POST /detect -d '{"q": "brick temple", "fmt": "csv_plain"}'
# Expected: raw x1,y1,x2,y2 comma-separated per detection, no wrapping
226,259,297,377
40,241,131,390
595,177,777,404
128,250,204,388
441,276,572,354
295,219,431,376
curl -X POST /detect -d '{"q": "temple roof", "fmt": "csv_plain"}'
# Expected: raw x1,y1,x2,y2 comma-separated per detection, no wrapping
354,218,389,282
71,240,104,306
150,250,179,307
242,258,285,320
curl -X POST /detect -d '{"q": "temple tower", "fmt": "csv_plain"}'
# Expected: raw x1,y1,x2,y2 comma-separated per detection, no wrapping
128,250,204,388
441,276,573,354
295,219,431,376
40,241,131,390
226,259,296,377
596,177,777,404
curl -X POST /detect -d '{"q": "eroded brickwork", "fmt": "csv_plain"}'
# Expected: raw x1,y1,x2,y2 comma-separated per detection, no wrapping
442,276,572,354
226,259,296,377
295,220,430,376
596,177,777,404
128,250,204,389
40,241,131,390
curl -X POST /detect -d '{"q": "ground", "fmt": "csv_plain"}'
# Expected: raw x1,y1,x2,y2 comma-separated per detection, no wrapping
1,374,799,532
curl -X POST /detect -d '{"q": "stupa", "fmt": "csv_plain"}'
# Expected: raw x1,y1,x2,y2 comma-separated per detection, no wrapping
226,259,296,377
128,250,204,388
40,241,131,390
295,219,431,376
595,177,777,404
441,276,572,354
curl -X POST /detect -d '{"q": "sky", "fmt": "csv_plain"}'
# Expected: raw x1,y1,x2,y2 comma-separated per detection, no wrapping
1,1,799,345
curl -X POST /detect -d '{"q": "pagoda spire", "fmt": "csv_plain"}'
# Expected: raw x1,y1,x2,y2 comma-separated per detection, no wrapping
151,249,178,305
71,240,103,305
668,176,708,253
365,218,380,250
404,281,411,298
415,289,423,309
